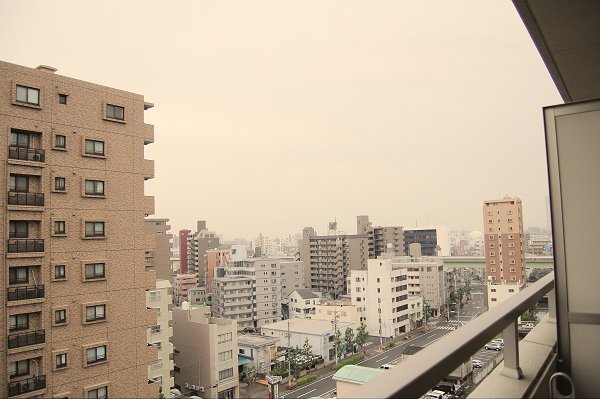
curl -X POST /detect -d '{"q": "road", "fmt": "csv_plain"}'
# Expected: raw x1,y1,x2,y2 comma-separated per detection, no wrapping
284,287,486,399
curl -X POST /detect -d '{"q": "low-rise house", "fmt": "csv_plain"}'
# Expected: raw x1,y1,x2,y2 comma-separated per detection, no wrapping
237,334,279,374
288,289,319,318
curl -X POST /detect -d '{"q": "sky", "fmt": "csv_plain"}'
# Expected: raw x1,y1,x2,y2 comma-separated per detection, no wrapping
1,1,562,239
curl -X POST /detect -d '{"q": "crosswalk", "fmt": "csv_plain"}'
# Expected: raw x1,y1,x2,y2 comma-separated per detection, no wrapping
436,325,456,330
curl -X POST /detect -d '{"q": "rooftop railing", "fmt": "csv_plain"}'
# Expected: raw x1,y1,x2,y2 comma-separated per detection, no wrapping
345,272,555,399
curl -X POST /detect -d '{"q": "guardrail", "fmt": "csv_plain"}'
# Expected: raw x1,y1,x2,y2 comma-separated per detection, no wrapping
345,272,555,399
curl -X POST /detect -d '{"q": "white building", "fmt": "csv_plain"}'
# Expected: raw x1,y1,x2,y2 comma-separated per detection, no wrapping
288,289,319,318
261,318,356,363
392,256,447,317
146,279,175,397
311,302,362,326
172,304,239,399
350,258,412,337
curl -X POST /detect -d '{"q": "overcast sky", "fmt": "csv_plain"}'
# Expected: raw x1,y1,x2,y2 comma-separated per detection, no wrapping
1,1,562,239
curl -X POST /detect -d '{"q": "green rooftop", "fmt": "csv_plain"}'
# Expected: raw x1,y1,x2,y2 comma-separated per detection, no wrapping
332,365,385,385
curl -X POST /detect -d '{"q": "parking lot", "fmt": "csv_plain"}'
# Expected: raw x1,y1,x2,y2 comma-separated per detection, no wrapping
472,345,502,366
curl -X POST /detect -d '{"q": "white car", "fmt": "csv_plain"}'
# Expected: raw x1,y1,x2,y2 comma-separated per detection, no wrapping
472,359,484,368
485,342,503,351
379,364,395,370
491,338,504,346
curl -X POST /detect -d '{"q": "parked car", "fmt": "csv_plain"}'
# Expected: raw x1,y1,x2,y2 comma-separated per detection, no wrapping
472,359,484,369
491,338,504,346
423,390,448,399
484,342,503,351
379,364,395,370
242,327,257,333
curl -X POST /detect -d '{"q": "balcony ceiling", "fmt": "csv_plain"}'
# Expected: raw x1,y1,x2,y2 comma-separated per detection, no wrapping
513,0,600,102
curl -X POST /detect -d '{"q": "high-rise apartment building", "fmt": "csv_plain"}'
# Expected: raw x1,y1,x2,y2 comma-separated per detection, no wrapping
0,61,157,398
173,274,198,305
483,197,526,308
145,219,173,280
178,229,191,274
187,220,220,286
299,227,368,298
212,258,282,329
356,215,404,258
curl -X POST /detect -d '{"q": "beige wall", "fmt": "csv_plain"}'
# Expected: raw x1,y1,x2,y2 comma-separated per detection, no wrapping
145,219,173,281
172,306,239,399
0,61,157,398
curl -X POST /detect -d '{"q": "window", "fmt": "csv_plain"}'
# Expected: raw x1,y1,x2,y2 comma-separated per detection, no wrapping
85,263,105,279
9,175,28,192
55,134,67,148
9,221,28,238
218,350,233,362
491,288,497,292
86,345,107,364
55,177,66,191
54,221,66,235
9,267,28,284
16,85,40,105
10,130,31,147
56,353,68,369
85,180,105,196
509,289,515,293
86,305,106,322
84,139,105,156
55,309,67,324
55,265,66,280
218,332,232,343
219,368,234,381
87,386,108,399
9,314,29,331
85,222,105,237
106,104,124,120
491,298,497,302
58,94,68,104
9,359,29,378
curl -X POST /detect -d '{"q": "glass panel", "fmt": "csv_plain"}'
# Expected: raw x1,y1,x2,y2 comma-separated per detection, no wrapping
97,181,104,194
85,180,94,193
28,88,39,104
85,140,94,154
95,223,104,235
85,223,94,236
94,141,104,154
16,86,27,102
115,106,124,119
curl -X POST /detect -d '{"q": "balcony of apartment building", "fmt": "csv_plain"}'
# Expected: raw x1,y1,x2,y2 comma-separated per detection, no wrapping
7,220,44,256
8,129,45,166
7,174,44,210
7,265,45,305
7,356,46,398
345,2,600,398
7,311,45,354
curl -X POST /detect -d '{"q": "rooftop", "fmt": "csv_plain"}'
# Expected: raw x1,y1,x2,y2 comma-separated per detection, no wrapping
262,318,354,335
333,365,385,385
293,288,320,299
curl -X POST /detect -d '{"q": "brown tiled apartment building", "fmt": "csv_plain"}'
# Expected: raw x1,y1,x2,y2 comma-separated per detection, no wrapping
0,61,157,399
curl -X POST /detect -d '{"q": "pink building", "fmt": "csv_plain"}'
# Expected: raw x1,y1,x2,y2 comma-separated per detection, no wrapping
173,273,198,305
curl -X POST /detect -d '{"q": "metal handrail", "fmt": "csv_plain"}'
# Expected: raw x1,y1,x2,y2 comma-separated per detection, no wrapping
8,329,45,349
8,146,45,162
7,239,44,253
345,272,555,399
8,191,44,206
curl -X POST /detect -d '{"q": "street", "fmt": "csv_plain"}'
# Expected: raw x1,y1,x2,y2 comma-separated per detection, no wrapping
282,283,486,399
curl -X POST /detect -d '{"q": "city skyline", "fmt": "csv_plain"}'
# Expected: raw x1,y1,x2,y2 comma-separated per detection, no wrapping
1,1,562,237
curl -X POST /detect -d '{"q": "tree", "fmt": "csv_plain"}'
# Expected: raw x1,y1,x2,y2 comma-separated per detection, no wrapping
528,268,552,283
334,329,344,359
355,323,368,353
521,304,539,322
302,338,314,374
241,364,257,387
344,327,355,354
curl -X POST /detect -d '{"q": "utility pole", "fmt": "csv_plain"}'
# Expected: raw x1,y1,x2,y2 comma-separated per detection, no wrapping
287,318,292,388
378,298,383,350
333,310,339,365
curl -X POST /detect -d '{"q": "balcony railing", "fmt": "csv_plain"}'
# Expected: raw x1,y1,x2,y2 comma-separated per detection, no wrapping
8,329,45,349
8,146,45,162
8,192,44,206
7,239,44,253
7,285,45,301
345,272,555,399
8,375,46,397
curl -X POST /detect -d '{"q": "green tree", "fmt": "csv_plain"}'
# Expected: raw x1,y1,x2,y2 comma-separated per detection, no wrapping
344,327,355,354
521,304,539,322
355,323,368,353
302,338,314,374
335,329,343,358
241,364,257,387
